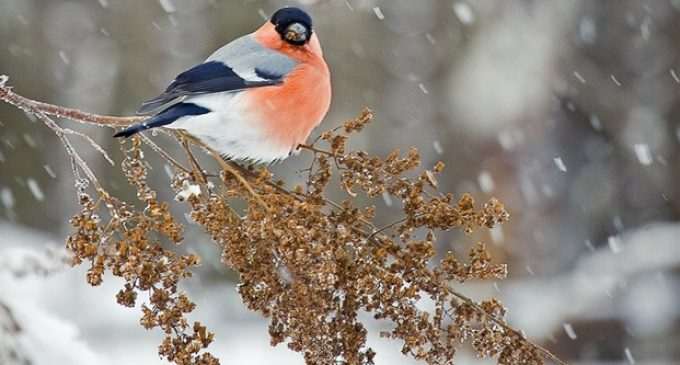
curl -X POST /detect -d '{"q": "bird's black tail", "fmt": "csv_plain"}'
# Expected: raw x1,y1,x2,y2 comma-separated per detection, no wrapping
113,103,210,138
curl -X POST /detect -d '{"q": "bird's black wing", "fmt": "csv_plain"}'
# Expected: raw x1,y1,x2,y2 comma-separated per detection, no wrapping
136,61,280,115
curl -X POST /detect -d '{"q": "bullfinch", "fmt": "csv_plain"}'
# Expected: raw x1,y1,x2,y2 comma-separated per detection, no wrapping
114,7,331,163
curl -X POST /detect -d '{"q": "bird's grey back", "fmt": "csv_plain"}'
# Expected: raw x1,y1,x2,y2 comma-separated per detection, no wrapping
207,34,297,81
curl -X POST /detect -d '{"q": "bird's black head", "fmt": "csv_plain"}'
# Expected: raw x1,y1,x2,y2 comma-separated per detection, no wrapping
270,7,313,46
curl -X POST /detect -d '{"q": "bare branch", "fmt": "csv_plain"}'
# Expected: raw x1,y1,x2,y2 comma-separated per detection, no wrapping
0,75,142,127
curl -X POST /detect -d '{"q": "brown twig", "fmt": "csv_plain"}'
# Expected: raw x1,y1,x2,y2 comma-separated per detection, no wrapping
138,133,192,175
448,290,569,365
175,132,208,184
367,216,412,241
298,144,336,157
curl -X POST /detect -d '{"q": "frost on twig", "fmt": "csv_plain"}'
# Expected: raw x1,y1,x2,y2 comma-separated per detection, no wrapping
0,76,567,365
62,128,115,166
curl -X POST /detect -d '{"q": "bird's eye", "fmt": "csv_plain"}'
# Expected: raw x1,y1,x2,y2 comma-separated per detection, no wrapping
283,22,308,44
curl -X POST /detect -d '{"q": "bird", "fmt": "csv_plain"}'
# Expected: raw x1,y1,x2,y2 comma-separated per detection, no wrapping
114,7,331,163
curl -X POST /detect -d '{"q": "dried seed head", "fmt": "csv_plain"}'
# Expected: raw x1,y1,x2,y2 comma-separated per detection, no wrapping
58,110,542,365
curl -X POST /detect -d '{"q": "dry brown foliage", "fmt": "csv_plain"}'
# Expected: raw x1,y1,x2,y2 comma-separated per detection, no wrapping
0,75,566,365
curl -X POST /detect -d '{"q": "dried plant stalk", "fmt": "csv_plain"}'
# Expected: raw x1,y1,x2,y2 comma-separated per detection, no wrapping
0,75,567,365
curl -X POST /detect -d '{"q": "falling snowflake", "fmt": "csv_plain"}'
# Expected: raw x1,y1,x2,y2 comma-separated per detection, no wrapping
573,71,586,84
553,157,567,172
26,178,44,201
159,0,176,13
608,235,622,254
381,191,393,207
563,323,577,340
0,187,14,209
432,140,443,155
452,2,475,25
372,7,385,20
633,144,653,165
624,348,635,364
478,171,494,193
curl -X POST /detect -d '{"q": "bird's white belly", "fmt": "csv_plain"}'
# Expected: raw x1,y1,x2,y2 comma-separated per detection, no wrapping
166,92,292,163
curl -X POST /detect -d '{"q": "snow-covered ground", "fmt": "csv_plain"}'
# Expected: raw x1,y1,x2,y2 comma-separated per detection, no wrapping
3,220,679,364
0,222,418,365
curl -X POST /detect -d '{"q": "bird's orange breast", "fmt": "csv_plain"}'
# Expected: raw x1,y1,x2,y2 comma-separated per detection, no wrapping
246,27,331,150
246,63,331,150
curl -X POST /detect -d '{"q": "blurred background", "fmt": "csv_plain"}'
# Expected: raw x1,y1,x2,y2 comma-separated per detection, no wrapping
1,0,680,364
